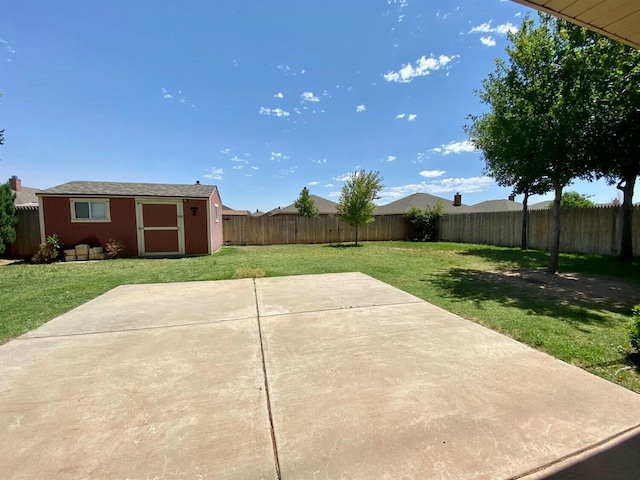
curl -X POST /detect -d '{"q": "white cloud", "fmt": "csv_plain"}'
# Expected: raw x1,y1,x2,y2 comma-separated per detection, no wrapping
429,140,476,155
308,181,320,186
325,183,334,188
232,165,244,170
356,104,366,112
480,36,496,47
312,158,327,164
385,155,397,162
220,148,231,154
379,176,494,201
413,152,426,164
274,166,297,177
301,91,320,103
384,54,458,83
251,166,259,170
274,92,284,98
332,173,352,182
469,22,518,35
231,156,248,163
395,113,406,119
270,151,290,161
419,170,446,178
327,191,341,198
259,107,290,117
407,114,417,121
161,88,173,99
204,167,224,180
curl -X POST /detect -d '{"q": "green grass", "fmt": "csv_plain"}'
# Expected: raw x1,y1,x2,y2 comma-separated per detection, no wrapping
2,242,639,392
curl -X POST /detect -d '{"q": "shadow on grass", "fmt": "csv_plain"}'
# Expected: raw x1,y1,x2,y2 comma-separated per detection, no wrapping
457,247,640,282
430,268,623,329
324,243,363,249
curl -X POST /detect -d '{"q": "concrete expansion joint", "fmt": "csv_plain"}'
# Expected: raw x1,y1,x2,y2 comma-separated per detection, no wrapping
254,278,282,480
259,299,424,319
15,316,256,341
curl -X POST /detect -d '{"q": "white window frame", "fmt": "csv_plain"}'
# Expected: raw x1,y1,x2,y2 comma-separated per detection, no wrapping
70,198,111,223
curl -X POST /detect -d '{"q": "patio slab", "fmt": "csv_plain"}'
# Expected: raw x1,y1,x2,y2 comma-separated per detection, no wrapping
22,279,257,337
1,272,639,479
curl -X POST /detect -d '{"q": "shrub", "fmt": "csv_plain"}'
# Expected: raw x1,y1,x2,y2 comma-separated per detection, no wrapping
105,238,125,259
406,202,444,242
32,234,64,264
627,305,640,353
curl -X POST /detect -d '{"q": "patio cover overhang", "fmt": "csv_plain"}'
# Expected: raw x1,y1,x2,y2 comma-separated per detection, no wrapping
512,0,640,49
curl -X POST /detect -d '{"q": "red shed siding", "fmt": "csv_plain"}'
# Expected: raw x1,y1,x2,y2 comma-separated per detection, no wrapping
184,199,209,254
209,188,224,252
144,230,179,253
42,196,138,255
142,203,178,227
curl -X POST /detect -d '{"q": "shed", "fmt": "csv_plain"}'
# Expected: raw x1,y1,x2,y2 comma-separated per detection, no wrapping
37,181,223,257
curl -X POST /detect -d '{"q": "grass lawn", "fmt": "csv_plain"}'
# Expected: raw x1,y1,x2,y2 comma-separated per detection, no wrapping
2,241,639,392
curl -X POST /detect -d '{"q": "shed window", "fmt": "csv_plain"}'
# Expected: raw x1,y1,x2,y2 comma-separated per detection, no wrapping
70,199,111,222
214,203,220,222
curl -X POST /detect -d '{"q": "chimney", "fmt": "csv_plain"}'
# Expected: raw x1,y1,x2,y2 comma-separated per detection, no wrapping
9,175,21,192
195,180,200,185
453,192,462,207
508,193,516,201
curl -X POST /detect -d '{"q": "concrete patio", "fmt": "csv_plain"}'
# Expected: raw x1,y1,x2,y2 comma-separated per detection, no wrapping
1,272,639,479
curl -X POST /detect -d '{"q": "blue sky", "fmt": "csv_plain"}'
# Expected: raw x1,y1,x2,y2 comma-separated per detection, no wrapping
0,0,630,211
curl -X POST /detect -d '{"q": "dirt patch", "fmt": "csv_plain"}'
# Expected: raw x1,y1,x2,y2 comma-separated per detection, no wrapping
481,269,640,308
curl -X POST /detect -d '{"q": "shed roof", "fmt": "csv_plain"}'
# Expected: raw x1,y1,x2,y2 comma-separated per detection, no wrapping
39,181,217,199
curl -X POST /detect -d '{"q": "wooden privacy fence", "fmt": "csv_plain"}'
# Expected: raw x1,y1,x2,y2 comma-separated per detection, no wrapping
223,215,409,245
439,205,640,256
6,206,41,259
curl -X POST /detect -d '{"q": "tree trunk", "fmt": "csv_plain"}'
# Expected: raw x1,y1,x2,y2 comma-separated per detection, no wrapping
618,175,636,262
521,191,530,251
548,182,563,274
355,225,359,246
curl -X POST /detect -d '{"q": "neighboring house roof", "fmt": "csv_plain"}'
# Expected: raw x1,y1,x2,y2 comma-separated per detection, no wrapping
270,195,338,215
252,210,266,217
39,181,217,198
13,186,41,207
222,209,250,216
529,200,553,210
375,193,475,215
471,199,523,213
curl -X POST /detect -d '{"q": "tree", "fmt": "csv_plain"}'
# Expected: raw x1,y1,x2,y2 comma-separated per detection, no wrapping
557,191,596,208
467,14,595,273
0,93,4,146
293,187,319,217
406,203,443,242
336,170,384,246
0,182,17,254
581,38,640,262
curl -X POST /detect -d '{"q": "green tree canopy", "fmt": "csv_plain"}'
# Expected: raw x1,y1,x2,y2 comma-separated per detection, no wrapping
580,38,640,262
467,14,598,273
0,182,17,254
557,191,596,208
293,187,319,217
336,170,384,246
